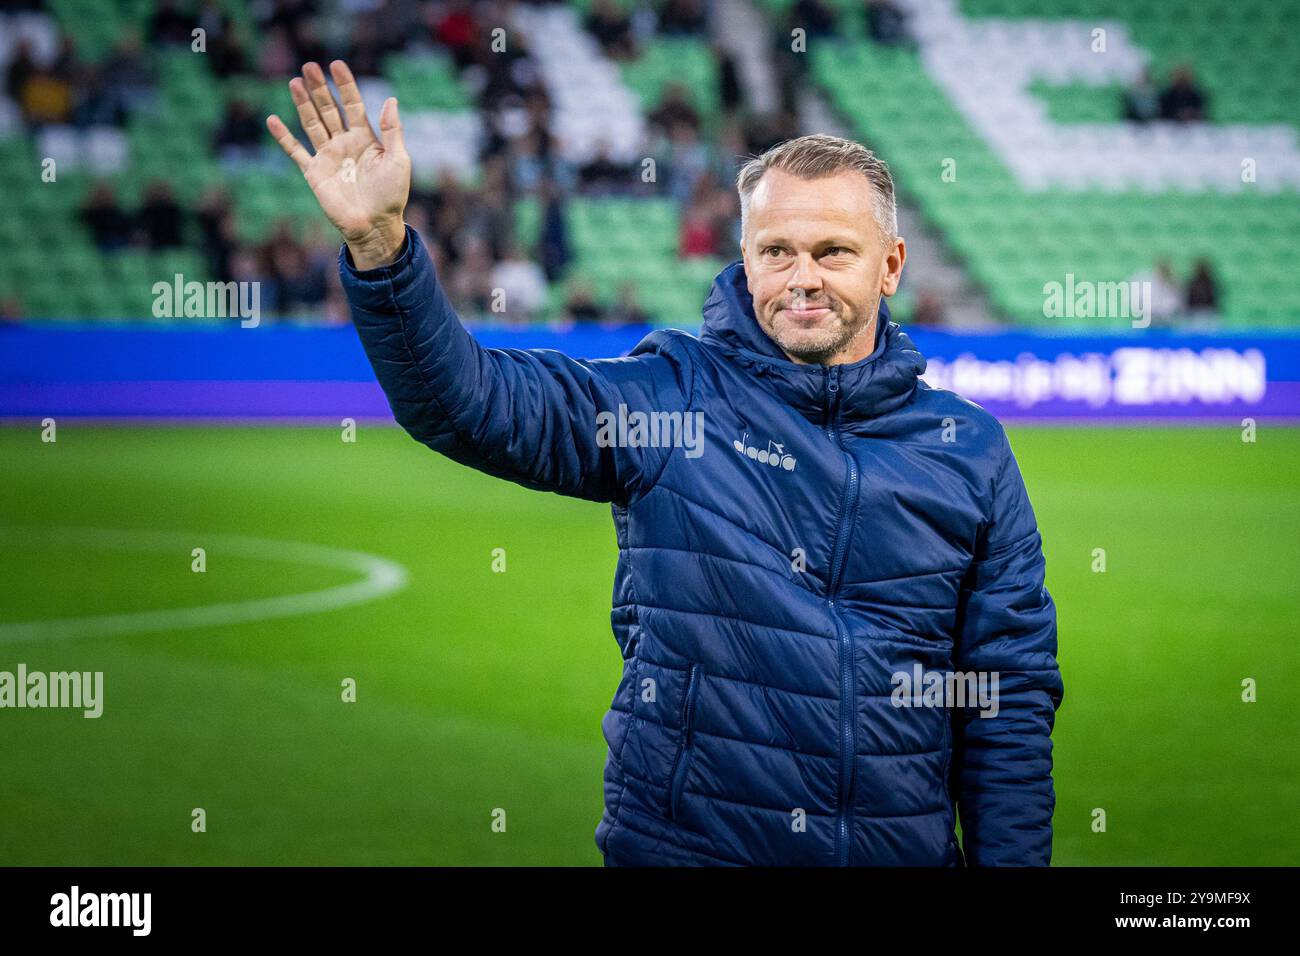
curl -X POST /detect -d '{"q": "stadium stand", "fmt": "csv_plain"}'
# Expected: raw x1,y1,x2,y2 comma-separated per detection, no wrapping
0,0,1296,328
785,0,1300,327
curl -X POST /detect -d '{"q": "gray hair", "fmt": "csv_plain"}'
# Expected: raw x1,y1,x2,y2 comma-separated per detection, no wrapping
736,134,897,247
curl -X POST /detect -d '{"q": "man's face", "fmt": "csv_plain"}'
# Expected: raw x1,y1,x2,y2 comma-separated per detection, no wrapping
741,168,905,366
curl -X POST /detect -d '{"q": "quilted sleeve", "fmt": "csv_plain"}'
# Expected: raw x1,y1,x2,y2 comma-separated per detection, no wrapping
950,427,1065,866
337,224,694,504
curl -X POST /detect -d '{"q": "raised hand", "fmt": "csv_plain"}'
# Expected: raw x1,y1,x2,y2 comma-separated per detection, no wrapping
266,60,411,270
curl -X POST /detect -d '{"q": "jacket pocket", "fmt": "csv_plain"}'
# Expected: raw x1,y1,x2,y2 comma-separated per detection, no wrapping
666,662,700,821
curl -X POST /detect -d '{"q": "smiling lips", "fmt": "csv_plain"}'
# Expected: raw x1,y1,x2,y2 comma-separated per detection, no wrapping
783,302,834,320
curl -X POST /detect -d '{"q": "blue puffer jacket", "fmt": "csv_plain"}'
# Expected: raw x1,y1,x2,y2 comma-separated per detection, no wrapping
339,226,1065,867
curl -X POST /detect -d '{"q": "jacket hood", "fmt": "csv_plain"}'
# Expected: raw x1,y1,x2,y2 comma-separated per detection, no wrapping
698,259,927,423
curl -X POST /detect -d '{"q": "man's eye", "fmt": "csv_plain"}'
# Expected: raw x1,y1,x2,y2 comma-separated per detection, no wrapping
763,246,785,257
824,247,846,256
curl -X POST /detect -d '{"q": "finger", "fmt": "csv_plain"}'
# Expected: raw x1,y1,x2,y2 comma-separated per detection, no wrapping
303,61,345,136
329,60,371,135
289,76,329,150
266,114,311,173
379,97,404,156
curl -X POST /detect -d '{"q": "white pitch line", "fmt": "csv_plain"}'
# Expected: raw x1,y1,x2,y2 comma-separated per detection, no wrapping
0,526,409,644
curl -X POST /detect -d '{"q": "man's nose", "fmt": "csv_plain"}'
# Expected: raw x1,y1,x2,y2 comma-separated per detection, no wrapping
787,254,823,293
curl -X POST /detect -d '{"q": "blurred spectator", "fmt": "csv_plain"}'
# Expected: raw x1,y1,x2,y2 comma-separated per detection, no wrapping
80,182,134,253
648,81,701,137
403,204,438,265
743,110,799,156
289,19,331,68
148,0,194,47
1186,259,1219,317
1132,259,1184,325
373,0,428,58
198,0,234,43
707,173,742,250
448,233,496,314
11,36,76,127
536,177,572,282
506,124,554,194
322,285,351,324
197,188,238,282
578,142,636,196
714,42,742,114
469,156,517,261
72,58,118,128
434,0,479,72
257,26,299,81
254,0,329,66
866,0,912,47
1158,66,1208,122
910,289,946,327
209,27,253,77
276,245,330,316
587,0,636,60
1122,67,1160,123
4,38,36,102
680,204,718,258
609,282,651,325
265,221,329,317
523,88,555,150
98,34,156,124
229,247,276,315
215,98,269,167
772,5,813,113
138,181,187,249
657,0,708,36
713,115,748,172
342,17,388,77
679,177,736,259
417,173,470,266
564,281,606,323
490,242,549,321
472,18,544,107
260,0,322,37
193,0,254,75
662,119,713,203
480,89,558,176
794,0,838,38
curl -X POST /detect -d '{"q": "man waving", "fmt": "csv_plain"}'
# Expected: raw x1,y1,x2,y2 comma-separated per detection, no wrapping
268,59,1064,867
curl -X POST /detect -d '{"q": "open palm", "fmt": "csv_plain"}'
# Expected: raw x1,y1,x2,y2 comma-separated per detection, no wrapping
266,60,410,264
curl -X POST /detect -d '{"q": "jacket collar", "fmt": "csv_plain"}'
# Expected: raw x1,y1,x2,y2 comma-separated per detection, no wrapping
698,259,927,424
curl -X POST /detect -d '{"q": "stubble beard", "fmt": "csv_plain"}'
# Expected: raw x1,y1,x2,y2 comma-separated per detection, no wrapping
762,294,879,366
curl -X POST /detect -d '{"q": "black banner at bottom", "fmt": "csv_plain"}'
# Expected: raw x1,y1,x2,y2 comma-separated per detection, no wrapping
0,866,1291,941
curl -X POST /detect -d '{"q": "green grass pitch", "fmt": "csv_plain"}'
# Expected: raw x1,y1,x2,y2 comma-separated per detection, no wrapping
0,425,1295,865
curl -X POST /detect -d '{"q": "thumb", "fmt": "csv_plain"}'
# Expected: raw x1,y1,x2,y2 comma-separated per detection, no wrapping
379,97,405,156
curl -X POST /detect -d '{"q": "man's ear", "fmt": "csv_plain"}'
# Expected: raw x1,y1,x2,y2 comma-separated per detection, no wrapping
880,237,906,296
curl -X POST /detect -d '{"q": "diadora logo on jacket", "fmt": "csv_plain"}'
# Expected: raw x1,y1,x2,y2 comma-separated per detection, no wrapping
733,430,797,471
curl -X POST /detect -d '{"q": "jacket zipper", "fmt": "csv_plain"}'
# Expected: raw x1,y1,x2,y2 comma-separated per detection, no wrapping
823,365,860,866
668,662,699,819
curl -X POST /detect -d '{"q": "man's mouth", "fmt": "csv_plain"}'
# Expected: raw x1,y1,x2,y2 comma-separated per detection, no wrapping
782,303,833,320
